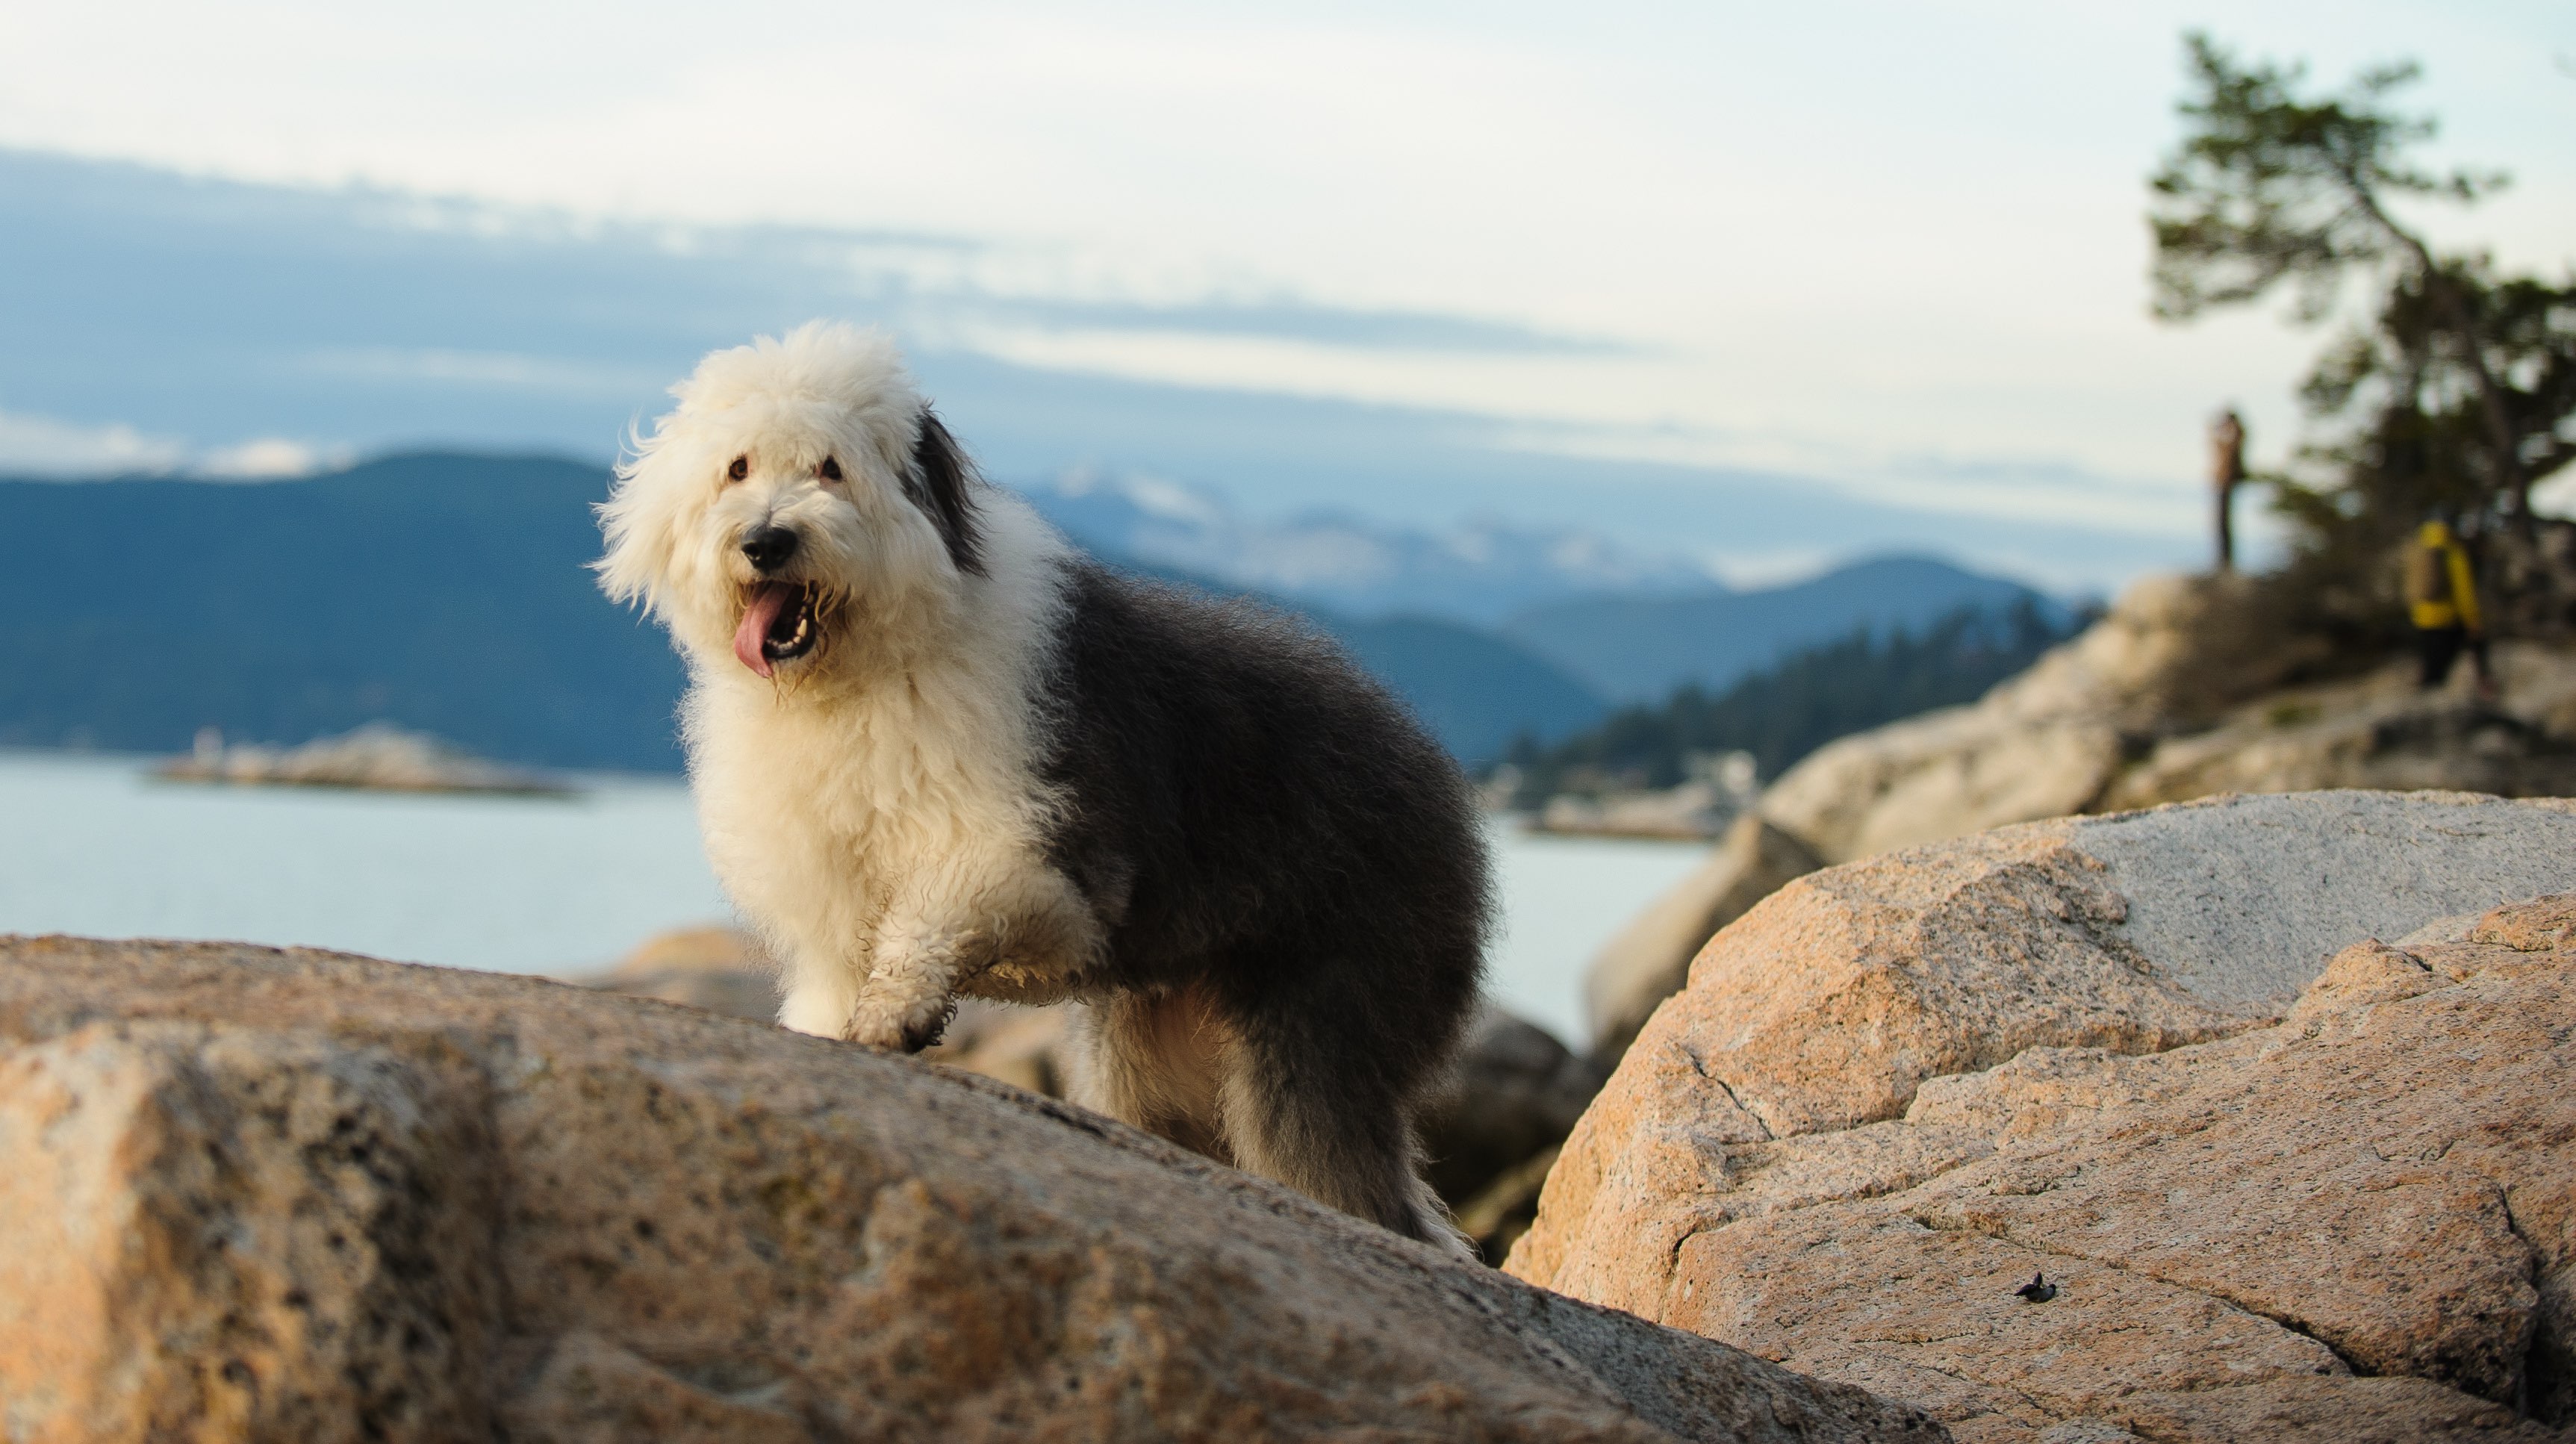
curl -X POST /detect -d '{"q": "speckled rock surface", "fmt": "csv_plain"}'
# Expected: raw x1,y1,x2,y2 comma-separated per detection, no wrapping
1583,815,1820,1064
1511,793,2576,1443
0,935,1939,1444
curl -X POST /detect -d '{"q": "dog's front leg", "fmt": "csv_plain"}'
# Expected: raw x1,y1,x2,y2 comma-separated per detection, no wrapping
842,916,985,1053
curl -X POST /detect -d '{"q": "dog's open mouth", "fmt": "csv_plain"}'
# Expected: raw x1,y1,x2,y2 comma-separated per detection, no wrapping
734,581,821,677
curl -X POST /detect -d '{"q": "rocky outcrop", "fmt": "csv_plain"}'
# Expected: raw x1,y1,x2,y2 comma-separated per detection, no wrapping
1758,573,2576,864
1754,576,2254,863
2100,641,2576,810
1509,791,2576,1443
1581,815,1821,1065
0,934,1941,1443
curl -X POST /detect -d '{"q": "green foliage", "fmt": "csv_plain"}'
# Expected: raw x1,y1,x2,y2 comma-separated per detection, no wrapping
1487,599,2079,806
2150,33,2576,643
2150,34,2501,324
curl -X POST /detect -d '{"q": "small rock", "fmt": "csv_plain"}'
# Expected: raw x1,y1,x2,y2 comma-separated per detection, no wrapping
923,998,1075,1098
1420,1010,1602,1207
1455,1146,1561,1267
579,924,777,1023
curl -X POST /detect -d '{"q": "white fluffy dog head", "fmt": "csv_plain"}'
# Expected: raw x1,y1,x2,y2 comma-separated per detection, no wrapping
597,323,984,680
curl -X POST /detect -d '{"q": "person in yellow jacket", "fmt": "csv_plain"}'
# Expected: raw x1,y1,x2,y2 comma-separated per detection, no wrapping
2407,519,2494,695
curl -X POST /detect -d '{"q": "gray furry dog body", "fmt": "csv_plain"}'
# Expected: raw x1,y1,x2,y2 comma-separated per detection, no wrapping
597,323,1489,1248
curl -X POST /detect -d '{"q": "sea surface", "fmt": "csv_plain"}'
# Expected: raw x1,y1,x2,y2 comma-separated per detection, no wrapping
0,749,1707,1045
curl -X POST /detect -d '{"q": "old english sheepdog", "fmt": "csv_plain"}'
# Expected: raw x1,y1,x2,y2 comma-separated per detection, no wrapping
596,323,1490,1248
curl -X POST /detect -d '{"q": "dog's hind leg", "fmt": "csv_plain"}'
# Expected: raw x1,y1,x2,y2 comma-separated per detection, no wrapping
1065,986,1233,1163
1213,973,1472,1257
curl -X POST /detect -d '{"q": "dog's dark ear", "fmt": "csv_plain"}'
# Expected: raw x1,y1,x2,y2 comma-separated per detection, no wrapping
906,408,985,576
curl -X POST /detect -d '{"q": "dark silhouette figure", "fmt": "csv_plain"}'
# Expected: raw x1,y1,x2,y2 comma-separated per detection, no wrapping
2209,408,2246,572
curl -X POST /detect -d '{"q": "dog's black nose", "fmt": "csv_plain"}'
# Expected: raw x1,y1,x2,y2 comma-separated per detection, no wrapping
741,525,800,573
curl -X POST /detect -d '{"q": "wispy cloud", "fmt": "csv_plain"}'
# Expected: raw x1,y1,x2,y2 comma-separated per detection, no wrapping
0,409,183,475
299,346,668,397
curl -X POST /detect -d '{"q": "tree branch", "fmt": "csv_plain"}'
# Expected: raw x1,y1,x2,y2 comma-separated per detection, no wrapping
2342,175,2530,505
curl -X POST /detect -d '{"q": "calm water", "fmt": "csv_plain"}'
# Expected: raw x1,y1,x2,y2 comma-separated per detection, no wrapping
0,750,1704,1044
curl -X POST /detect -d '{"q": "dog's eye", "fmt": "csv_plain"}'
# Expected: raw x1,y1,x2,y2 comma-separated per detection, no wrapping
726,455,748,482
819,457,842,482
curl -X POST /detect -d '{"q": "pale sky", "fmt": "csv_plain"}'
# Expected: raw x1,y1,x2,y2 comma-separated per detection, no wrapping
1,0,2569,572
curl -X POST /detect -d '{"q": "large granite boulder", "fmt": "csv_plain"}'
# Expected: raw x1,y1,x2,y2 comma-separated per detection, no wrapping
0,935,1938,1443
1509,791,2576,1443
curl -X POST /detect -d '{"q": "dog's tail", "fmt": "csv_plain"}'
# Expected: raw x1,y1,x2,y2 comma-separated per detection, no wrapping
1397,1171,1478,1261
1214,990,1477,1260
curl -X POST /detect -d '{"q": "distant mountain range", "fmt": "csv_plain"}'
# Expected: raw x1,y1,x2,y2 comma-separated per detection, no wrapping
1024,470,1717,626
0,453,2065,768
1027,468,2075,717
1504,555,2075,703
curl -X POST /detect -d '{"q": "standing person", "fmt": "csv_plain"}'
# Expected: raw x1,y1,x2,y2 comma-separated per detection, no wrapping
2208,408,2246,572
2407,519,2495,697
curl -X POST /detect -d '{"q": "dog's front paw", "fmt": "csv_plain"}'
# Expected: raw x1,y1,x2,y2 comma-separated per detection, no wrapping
844,995,955,1054
899,1003,956,1054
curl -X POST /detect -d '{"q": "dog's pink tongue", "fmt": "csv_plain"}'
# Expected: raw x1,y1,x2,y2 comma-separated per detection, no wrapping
733,583,792,677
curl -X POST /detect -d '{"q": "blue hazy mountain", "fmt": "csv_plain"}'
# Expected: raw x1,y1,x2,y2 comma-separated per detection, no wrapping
1312,617,1603,765
1504,555,2071,703
0,453,1610,768
0,455,688,770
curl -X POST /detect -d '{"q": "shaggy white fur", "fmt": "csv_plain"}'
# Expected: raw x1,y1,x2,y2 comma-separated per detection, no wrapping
599,323,1098,1048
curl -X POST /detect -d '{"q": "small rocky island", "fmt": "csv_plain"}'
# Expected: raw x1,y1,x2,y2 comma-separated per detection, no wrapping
156,721,574,797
